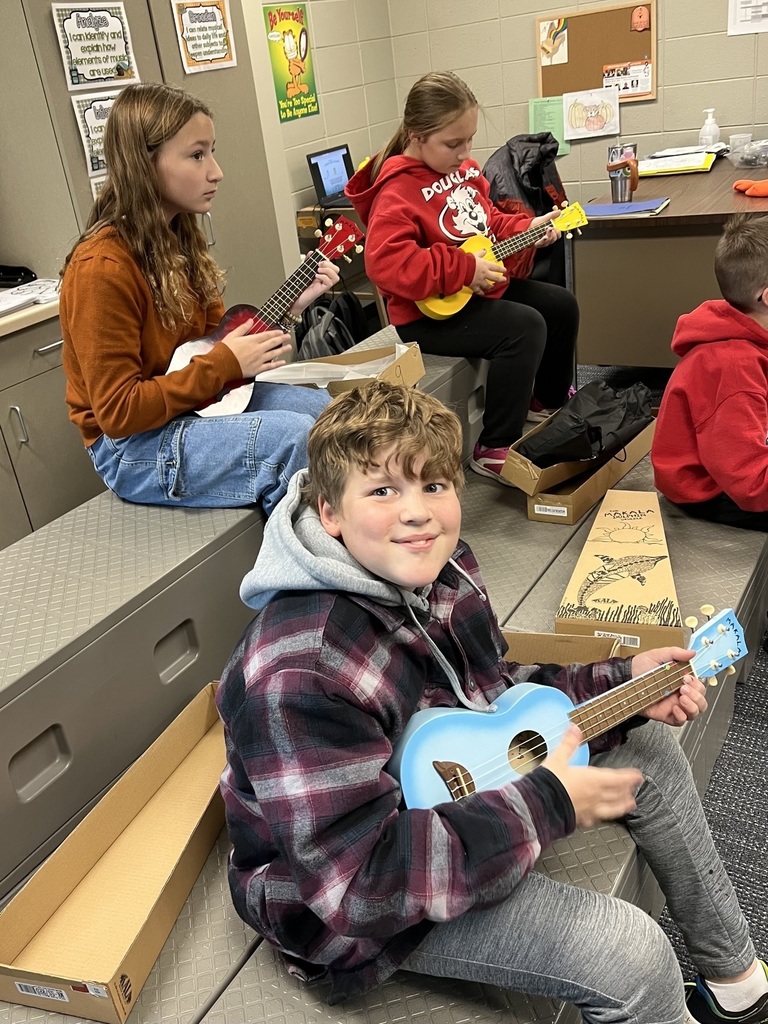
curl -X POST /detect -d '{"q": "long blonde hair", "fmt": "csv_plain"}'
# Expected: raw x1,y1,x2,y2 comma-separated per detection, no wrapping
370,71,477,182
61,83,224,328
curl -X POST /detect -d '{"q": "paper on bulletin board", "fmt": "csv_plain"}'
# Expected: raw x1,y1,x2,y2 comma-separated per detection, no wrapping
71,90,119,177
52,3,139,91
263,4,319,122
563,86,620,141
539,17,568,65
171,0,238,73
529,97,570,156
602,59,652,99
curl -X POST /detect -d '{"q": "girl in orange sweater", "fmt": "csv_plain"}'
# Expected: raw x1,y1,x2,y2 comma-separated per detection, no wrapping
60,82,338,515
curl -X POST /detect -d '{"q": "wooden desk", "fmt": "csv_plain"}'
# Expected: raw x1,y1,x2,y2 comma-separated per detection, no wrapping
573,161,768,367
295,205,388,328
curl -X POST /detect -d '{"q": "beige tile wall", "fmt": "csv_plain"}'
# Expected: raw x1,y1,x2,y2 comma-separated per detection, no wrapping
280,0,768,208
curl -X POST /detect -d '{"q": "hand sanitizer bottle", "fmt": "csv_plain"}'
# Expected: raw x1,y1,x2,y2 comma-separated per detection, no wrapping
699,109,720,147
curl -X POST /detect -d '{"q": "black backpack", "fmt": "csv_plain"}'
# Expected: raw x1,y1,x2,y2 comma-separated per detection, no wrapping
296,291,368,361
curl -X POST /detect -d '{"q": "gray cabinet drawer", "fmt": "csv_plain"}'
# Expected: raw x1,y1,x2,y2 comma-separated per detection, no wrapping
0,316,65,390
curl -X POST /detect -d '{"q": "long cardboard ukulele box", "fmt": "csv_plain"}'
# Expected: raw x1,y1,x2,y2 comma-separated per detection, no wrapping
556,490,684,655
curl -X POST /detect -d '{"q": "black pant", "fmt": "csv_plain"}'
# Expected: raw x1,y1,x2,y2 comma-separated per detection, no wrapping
677,493,768,532
396,279,579,448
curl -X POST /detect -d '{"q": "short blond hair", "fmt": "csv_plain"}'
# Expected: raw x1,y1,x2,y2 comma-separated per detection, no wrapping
303,381,464,510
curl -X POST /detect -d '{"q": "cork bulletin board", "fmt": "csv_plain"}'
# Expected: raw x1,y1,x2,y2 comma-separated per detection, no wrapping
537,1,657,104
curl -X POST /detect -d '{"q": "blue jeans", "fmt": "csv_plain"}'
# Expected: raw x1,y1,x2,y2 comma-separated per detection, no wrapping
402,721,754,1024
87,382,331,516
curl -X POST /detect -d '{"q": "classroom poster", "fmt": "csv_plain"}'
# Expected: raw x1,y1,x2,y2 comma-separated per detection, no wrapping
528,96,570,156
52,3,139,90
171,0,238,74
263,4,319,122
71,89,119,176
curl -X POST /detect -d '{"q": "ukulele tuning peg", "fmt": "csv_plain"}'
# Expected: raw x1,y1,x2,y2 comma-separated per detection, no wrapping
717,624,727,634
561,200,568,208
336,244,344,253
700,603,715,618
343,255,352,263
354,244,363,254
724,665,737,676
565,230,573,239
324,218,333,228
299,254,306,262
684,616,699,629
314,229,322,238
707,677,719,687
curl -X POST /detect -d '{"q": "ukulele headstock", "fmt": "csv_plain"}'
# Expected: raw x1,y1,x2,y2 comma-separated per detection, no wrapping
686,607,746,685
553,201,589,237
314,216,365,262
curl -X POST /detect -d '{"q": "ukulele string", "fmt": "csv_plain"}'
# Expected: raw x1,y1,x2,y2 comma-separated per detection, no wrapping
449,663,697,795
258,251,323,325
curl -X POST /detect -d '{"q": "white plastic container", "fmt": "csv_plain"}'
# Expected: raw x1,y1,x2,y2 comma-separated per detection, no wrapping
699,109,720,147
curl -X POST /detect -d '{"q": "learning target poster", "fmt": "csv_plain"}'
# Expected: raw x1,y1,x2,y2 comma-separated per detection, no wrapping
52,3,139,90
171,0,238,74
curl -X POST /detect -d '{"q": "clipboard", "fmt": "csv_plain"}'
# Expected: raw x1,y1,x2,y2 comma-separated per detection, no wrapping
638,152,715,176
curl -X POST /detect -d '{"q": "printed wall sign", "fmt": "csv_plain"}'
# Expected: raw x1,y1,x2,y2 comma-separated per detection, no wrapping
263,4,319,122
71,89,119,176
171,0,238,74
52,3,138,90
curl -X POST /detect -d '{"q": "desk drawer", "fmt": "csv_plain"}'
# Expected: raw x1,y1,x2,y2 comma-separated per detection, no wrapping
0,316,64,390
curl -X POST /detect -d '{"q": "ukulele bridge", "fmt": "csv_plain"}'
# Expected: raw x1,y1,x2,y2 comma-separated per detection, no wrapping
433,760,475,801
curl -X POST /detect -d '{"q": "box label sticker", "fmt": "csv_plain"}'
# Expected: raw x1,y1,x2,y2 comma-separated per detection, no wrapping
533,503,568,517
71,982,109,998
594,630,641,648
15,982,69,1002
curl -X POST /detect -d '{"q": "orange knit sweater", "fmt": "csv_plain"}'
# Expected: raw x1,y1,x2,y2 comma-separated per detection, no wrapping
60,227,240,445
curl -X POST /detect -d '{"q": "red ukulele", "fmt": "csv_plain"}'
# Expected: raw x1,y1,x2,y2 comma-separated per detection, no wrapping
168,215,364,415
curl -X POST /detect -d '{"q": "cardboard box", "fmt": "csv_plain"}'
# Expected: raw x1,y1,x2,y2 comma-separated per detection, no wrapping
499,414,599,496
555,490,684,655
526,420,655,524
502,630,621,666
301,342,425,396
0,684,225,1024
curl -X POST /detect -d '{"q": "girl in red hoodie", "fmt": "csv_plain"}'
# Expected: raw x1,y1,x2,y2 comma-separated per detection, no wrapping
345,71,578,485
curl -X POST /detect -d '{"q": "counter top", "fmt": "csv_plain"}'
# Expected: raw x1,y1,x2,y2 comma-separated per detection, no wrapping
0,299,59,339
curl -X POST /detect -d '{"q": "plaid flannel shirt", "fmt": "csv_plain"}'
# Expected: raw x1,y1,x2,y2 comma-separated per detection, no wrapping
216,542,631,1001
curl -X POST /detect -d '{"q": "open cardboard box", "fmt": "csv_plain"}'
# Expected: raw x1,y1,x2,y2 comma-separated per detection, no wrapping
500,413,599,496
556,490,685,655
526,420,655,525
300,342,425,396
0,684,225,1024
503,630,621,666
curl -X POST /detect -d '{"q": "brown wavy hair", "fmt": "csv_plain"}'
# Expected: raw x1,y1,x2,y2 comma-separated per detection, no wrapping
61,82,224,328
303,381,465,511
370,71,478,183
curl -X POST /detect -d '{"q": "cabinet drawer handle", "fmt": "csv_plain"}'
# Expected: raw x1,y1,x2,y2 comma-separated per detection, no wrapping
10,406,30,444
34,339,64,355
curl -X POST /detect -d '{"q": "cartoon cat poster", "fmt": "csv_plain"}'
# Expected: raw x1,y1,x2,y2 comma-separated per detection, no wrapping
263,4,319,122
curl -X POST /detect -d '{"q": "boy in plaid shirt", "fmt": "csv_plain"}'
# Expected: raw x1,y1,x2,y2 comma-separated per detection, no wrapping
217,381,767,1024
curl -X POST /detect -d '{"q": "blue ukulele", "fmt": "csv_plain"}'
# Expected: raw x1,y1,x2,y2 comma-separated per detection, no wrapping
388,608,746,810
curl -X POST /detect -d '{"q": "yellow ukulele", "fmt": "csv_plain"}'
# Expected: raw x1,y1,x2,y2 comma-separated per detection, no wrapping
415,202,588,321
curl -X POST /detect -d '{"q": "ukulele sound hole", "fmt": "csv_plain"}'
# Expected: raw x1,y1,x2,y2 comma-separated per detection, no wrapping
507,731,546,775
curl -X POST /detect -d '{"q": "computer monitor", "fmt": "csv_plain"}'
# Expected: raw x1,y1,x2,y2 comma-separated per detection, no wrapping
306,144,355,208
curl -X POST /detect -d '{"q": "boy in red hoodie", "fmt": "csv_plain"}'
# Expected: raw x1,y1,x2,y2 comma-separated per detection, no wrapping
653,214,768,529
